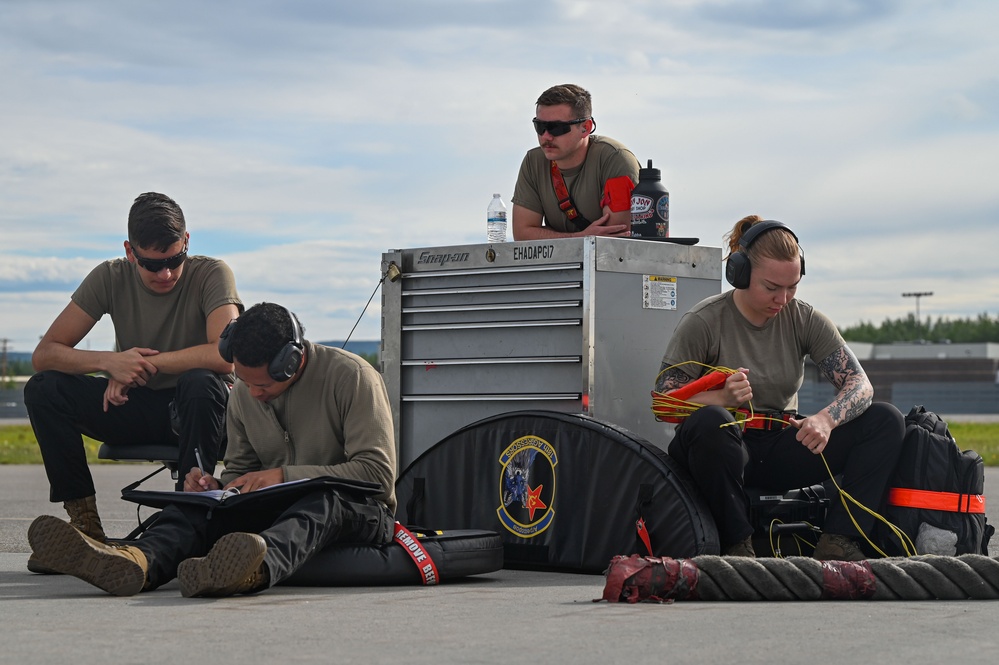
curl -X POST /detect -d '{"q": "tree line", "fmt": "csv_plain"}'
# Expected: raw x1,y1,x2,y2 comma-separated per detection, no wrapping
5,359,33,375
840,313,999,344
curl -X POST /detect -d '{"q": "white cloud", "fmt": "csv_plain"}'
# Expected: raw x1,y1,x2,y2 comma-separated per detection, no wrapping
1,0,998,350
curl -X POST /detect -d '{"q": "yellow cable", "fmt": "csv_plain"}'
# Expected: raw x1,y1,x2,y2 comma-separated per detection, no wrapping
653,360,736,386
766,519,820,559
651,362,746,422
819,452,917,557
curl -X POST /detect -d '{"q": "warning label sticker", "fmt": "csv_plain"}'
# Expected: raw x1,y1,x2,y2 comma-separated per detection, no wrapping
643,275,677,310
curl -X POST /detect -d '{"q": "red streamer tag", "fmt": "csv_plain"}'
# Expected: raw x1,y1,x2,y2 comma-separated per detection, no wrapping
393,522,440,586
636,518,653,556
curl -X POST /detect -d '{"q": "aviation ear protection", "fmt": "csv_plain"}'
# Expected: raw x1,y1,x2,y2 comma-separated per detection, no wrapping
218,305,305,382
724,220,805,290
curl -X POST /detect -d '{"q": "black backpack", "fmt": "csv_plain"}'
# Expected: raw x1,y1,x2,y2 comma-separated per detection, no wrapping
877,405,993,556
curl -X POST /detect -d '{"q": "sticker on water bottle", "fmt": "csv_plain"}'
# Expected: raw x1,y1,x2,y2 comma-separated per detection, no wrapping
642,275,677,310
656,195,669,221
631,195,654,220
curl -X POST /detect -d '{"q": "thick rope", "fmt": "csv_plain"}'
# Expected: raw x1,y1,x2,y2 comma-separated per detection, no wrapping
599,554,999,602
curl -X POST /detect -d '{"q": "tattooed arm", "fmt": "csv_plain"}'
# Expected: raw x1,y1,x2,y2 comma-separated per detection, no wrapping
790,344,873,455
655,363,753,409
817,345,874,426
655,365,694,393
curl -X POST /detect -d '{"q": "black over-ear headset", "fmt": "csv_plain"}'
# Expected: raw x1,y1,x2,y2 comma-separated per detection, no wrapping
218,306,305,382
724,220,805,290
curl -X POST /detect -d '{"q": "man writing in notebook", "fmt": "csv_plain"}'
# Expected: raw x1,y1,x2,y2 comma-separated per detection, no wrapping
511,83,641,240
28,302,397,597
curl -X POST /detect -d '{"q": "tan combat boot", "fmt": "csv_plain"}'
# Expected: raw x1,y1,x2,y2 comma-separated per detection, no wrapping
27,514,148,596
724,535,757,558
178,532,270,598
813,533,867,562
27,495,107,574
64,495,108,542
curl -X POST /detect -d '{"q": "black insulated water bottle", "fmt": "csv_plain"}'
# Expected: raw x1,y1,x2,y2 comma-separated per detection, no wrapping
630,159,669,239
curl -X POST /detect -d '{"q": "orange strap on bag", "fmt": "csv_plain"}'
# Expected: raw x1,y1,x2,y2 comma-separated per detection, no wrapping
888,487,986,514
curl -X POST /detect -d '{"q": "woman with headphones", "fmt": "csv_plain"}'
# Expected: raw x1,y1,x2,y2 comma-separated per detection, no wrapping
655,215,905,560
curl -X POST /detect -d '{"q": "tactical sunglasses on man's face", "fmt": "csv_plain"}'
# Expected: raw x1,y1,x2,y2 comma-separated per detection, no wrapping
132,244,188,272
532,117,590,137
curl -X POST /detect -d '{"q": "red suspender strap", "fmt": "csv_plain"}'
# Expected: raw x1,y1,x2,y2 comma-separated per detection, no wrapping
393,522,440,585
550,161,580,220
888,487,986,513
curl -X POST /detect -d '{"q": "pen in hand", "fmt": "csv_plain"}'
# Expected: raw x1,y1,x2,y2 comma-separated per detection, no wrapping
195,447,205,476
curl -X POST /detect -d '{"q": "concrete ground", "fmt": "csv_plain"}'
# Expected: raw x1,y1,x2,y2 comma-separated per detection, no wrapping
2,464,999,665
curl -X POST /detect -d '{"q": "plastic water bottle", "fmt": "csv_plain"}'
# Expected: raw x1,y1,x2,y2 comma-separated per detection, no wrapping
487,193,507,243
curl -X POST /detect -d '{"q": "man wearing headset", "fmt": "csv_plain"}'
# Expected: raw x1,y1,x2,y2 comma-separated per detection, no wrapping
28,302,397,597
654,216,905,561
512,83,640,240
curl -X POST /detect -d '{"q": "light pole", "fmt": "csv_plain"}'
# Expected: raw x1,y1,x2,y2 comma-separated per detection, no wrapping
902,291,933,331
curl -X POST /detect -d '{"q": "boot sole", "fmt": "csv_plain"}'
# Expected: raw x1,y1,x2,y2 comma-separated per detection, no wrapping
27,515,144,596
178,532,267,598
26,551,63,575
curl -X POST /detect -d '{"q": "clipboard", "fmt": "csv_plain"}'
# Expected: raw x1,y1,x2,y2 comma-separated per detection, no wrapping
121,476,382,512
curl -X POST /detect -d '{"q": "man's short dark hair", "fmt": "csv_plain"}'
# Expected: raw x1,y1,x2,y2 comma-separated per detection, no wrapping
127,192,187,252
229,302,305,368
536,84,592,119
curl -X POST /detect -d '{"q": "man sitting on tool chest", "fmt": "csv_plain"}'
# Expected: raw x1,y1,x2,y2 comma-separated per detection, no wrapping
512,83,640,240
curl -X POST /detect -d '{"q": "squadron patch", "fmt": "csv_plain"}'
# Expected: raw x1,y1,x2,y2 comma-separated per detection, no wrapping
496,435,557,538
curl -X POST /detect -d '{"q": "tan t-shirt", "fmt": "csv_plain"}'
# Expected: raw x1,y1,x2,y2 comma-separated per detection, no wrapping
72,255,242,390
660,291,845,412
512,135,640,233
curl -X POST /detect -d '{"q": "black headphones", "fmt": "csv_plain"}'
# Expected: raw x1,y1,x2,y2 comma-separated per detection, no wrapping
724,220,805,290
218,306,305,382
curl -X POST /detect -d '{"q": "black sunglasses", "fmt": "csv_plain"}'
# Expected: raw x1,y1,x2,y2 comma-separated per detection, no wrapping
132,244,188,272
532,117,590,137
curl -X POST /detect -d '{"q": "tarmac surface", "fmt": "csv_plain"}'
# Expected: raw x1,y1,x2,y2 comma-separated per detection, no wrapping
2,463,999,665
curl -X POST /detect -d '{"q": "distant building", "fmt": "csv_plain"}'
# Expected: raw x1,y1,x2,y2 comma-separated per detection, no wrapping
4,342,999,421
800,342,999,417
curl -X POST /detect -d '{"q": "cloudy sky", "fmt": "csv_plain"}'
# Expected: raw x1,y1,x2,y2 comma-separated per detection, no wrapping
1,0,997,354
